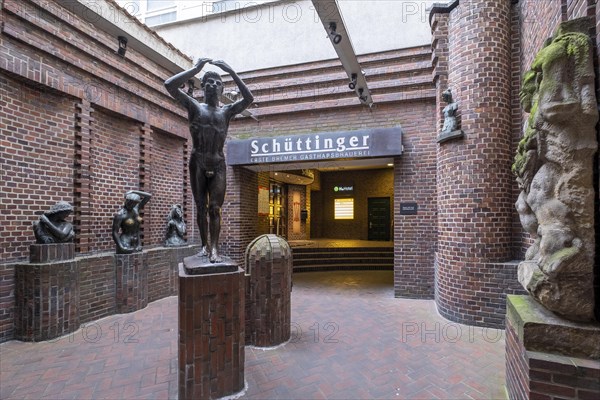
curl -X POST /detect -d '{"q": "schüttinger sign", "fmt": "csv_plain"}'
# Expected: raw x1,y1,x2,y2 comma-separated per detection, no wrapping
227,127,402,166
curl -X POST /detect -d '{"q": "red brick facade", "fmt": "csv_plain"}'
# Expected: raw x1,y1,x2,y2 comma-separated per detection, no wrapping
1,0,599,343
0,0,196,341
224,47,439,299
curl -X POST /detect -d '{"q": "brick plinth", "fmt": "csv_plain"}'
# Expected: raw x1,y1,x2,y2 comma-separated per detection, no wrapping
245,234,292,347
178,264,245,400
115,253,148,314
14,260,80,341
506,295,600,400
29,243,75,263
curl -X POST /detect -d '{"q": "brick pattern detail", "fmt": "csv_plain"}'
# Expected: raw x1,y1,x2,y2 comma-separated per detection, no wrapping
78,254,116,324
29,243,74,263
148,130,186,246
518,0,563,73
0,0,190,132
182,142,197,243
510,2,530,259
567,0,591,19
245,234,292,347
14,260,80,341
0,264,16,342
90,110,141,253
139,124,153,247
178,267,245,399
146,246,199,302
221,165,259,266
74,101,94,253
115,253,148,314
506,319,600,400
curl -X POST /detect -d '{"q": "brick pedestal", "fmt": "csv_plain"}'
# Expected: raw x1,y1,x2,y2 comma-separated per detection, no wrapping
15,243,79,341
245,234,292,347
115,253,148,313
178,261,245,400
30,243,75,263
506,295,600,399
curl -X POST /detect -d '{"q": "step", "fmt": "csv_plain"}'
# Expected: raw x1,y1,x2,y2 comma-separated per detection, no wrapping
293,264,393,272
291,246,393,272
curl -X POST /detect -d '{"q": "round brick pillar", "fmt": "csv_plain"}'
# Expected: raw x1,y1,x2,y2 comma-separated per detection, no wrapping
245,234,292,347
435,0,514,327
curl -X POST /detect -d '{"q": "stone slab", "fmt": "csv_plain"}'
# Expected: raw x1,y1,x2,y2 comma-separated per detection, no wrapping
436,129,464,144
507,295,600,359
182,254,238,275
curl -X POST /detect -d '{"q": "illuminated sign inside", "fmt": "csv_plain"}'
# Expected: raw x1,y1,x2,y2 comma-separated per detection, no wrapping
334,185,354,193
227,127,403,166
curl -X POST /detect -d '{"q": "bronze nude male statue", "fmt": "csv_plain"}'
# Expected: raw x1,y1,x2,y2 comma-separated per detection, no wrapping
165,59,253,263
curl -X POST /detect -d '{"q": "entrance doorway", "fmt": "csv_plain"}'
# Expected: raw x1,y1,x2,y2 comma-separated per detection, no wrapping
368,197,391,241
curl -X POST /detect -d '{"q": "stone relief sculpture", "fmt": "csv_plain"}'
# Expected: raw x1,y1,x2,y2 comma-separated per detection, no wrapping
165,58,253,263
165,204,187,247
33,201,75,244
513,19,598,322
437,88,464,144
112,190,152,254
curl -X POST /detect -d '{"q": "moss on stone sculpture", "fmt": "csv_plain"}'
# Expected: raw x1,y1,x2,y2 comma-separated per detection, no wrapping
513,18,598,322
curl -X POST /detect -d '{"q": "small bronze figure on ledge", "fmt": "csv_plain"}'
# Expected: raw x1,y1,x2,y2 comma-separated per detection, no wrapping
437,88,464,144
165,204,187,247
165,58,253,263
112,190,152,254
33,201,75,244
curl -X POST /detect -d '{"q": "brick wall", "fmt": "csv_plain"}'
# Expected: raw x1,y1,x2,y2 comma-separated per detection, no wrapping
90,109,141,252
567,0,591,19
148,129,187,246
0,75,77,259
221,166,259,266
0,264,17,342
78,254,116,324
393,101,438,299
518,0,563,73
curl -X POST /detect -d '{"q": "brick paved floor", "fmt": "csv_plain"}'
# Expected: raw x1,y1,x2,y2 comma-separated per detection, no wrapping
1,271,507,399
